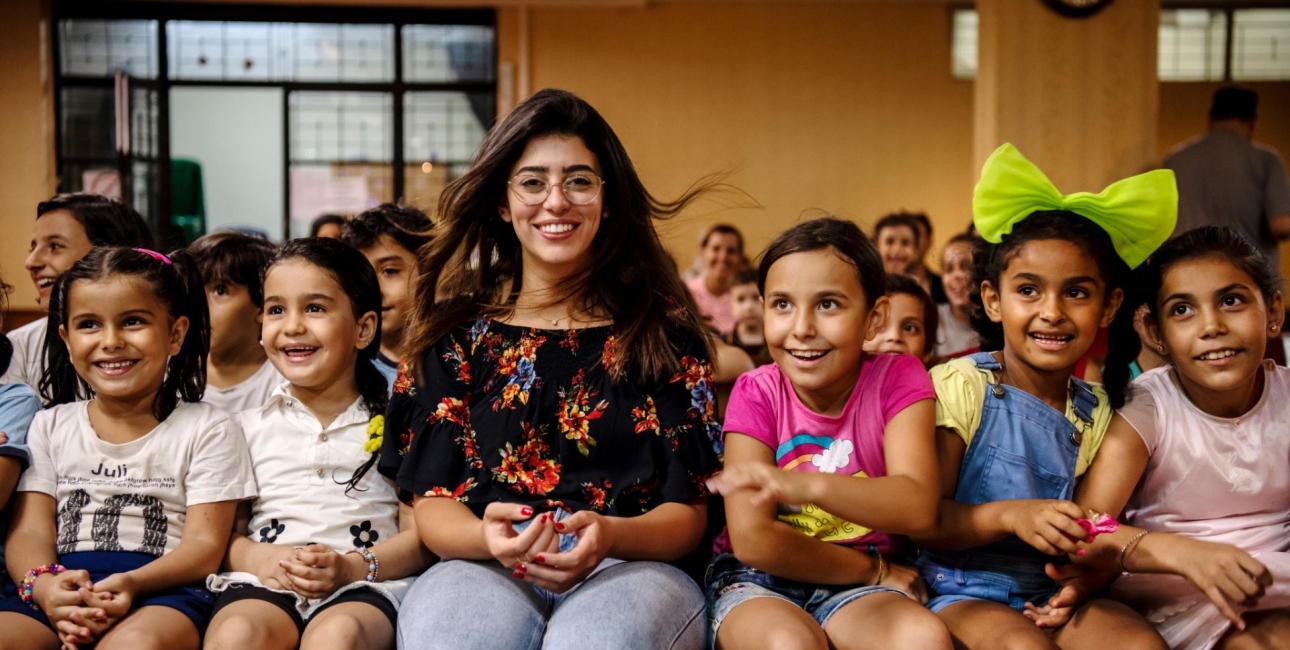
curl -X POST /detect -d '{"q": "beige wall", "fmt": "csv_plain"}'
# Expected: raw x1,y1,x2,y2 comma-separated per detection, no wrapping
0,0,55,315
510,3,977,269
0,1,1288,312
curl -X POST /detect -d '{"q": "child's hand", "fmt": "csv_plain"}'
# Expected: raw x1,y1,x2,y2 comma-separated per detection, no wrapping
878,562,929,604
1005,500,1088,555
60,607,111,649
1022,563,1094,628
280,544,353,600
32,570,100,649
519,511,608,594
1166,537,1271,630
706,465,815,508
82,572,136,621
254,545,296,591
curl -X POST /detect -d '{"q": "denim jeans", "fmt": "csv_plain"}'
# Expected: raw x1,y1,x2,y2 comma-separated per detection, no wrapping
397,558,706,650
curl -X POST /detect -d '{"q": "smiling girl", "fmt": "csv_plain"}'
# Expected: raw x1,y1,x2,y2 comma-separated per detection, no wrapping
0,247,255,650
379,89,721,650
704,218,951,650
204,239,434,650
5,194,153,396
687,224,745,337
1076,226,1290,649
910,144,1171,650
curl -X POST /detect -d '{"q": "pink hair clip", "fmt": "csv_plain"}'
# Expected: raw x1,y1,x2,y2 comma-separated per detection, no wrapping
134,248,172,265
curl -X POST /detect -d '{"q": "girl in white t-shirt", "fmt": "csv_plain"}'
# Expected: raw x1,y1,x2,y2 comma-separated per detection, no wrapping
204,238,434,650
0,247,257,650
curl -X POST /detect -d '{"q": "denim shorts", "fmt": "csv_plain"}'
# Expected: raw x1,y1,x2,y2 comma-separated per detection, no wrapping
916,550,1058,614
704,553,903,639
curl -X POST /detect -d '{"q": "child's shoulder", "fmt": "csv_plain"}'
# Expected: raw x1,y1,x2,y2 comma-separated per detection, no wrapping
167,401,238,436
929,355,991,389
0,381,39,407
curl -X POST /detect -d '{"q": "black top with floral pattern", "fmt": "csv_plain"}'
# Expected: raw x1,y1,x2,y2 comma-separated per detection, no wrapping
377,317,722,517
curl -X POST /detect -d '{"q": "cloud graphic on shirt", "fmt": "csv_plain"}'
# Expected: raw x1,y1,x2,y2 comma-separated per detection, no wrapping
811,439,854,473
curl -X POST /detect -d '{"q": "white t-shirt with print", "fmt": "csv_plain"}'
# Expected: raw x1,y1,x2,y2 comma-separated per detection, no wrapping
203,360,284,416
207,383,410,617
1,318,48,396
18,400,257,557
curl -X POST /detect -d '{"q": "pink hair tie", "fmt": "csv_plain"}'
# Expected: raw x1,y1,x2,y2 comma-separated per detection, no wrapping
134,248,172,265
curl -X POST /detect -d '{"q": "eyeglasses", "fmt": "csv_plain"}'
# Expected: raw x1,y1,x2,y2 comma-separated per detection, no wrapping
508,173,606,206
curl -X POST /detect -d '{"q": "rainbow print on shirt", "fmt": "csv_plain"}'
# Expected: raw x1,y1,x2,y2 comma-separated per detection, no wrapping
774,434,872,543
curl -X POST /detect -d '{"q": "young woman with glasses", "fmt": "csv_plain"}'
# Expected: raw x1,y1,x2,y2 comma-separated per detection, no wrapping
378,89,722,650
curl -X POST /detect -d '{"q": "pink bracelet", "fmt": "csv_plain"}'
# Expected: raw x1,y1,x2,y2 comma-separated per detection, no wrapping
19,564,66,609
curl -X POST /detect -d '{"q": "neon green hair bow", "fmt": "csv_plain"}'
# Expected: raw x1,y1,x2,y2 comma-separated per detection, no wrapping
973,143,1178,269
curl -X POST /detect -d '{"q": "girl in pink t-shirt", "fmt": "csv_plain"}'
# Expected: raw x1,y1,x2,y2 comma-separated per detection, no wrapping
705,217,951,650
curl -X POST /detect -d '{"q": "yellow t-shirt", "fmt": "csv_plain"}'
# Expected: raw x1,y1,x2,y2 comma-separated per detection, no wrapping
930,356,1110,477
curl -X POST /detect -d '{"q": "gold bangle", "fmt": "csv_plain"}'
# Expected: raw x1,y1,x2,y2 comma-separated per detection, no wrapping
871,554,887,586
1119,530,1151,573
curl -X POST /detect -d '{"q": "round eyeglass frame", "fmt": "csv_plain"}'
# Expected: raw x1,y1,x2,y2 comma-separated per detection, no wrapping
507,173,606,206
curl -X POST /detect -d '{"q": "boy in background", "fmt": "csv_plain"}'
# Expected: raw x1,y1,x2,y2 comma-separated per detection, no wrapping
341,203,433,389
724,269,770,367
188,231,282,414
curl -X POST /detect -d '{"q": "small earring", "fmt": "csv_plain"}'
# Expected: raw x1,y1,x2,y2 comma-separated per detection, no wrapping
1156,343,1166,354
1272,324,1280,333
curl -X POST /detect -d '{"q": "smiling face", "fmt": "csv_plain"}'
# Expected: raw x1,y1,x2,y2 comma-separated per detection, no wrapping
359,234,417,357
58,275,187,405
864,292,928,359
702,232,742,284
261,258,377,395
764,248,887,416
876,224,918,275
941,240,974,308
26,210,94,308
981,239,1121,376
1150,255,1284,417
500,134,604,284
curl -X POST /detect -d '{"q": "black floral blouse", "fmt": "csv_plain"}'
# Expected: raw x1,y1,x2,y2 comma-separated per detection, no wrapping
377,317,722,517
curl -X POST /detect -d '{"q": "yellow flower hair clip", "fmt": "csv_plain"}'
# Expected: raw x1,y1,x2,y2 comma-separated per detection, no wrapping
364,415,385,455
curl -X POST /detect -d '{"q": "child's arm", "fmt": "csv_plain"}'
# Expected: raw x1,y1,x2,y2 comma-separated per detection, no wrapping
5,492,102,642
0,456,20,513
717,432,882,585
223,500,293,589
281,503,437,599
83,499,239,615
1074,414,1272,629
709,399,941,537
909,427,1088,555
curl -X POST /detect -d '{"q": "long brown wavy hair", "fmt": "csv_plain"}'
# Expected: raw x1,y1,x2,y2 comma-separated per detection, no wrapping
405,89,715,384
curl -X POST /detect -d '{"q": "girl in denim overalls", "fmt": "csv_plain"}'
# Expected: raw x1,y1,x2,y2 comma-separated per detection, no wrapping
911,145,1175,650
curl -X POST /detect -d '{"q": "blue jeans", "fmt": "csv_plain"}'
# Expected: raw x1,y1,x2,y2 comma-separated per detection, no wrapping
917,550,1058,614
397,559,705,650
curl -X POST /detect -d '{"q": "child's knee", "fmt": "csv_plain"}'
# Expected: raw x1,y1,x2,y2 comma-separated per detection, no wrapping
97,627,188,650
761,625,828,650
300,612,369,648
205,613,278,649
887,611,953,650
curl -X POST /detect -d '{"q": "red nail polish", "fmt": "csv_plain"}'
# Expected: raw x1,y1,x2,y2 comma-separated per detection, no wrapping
515,562,526,571
521,507,533,516
554,522,565,531
534,554,545,564
513,570,524,579
1077,548,1085,556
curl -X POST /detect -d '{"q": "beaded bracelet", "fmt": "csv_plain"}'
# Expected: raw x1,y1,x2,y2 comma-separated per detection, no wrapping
1119,530,1152,573
349,548,379,583
20,564,67,609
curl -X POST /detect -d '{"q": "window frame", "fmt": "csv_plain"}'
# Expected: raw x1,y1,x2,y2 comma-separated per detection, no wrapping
52,1,497,242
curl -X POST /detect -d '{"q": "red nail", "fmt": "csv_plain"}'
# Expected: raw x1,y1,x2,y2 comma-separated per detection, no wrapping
515,562,526,572
534,554,545,564
1077,548,1085,556
521,507,533,516
554,522,565,531
512,570,524,579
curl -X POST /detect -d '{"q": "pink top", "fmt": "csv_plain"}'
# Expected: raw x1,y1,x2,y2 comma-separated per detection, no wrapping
717,353,935,557
1112,363,1290,650
686,275,737,336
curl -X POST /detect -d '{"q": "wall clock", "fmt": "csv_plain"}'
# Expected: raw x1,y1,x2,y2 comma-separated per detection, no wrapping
1042,0,1113,19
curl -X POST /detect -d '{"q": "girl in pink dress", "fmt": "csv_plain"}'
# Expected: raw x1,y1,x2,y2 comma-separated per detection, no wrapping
1078,226,1290,649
